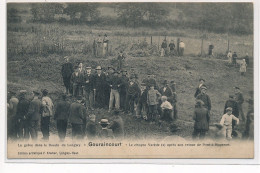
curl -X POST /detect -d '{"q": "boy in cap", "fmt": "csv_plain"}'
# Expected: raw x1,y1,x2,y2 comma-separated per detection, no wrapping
86,114,97,139
147,84,161,122
160,96,173,122
99,119,114,139
220,107,240,140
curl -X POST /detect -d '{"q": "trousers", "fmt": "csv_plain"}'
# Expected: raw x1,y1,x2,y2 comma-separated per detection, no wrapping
57,120,67,141
71,123,83,139
223,125,232,139
109,89,120,111
192,129,206,139
84,90,94,109
41,116,50,140
29,120,39,140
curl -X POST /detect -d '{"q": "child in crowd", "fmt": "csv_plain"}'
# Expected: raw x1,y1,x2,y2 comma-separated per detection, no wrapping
147,84,161,122
160,96,174,122
220,107,240,140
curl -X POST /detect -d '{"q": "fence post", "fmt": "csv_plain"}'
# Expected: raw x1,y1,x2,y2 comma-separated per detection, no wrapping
151,36,152,45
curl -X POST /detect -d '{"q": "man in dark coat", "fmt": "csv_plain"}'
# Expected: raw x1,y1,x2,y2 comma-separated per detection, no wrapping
69,96,86,140
224,95,239,118
93,66,107,108
27,91,42,140
159,80,172,100
232,52,238,67
234,87,245,121
54,94,70,142
169,40,175,56
119,70,128,111
109,110,124,139
71,65,81,97
7,90,19,139
77,63,85,96
136,82,149,120
194,78,205,98
83,67,94,110
208,43,214,57
125,75,141,114
192,100,210,139
143,73,159,90
61,56,73,95
196,86,211,112
117,51,125,70
16,90,30,140
86,114,97,139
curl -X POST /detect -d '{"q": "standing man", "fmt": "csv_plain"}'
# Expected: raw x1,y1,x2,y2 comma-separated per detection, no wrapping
227,51,233,64
117,51,125,71
119,70,128,111
194,78,206,98
71,65,80,97
196,86,211,112
7,91,19,139
234,86,245,122
159,80,172,99
69,96,86,140
103,34,109,57
83,66,94,110
93,66,106,108
161,39,167,57
61,56,73,95
179,40,185,56
16,90,30,140
168,40,175,56
54,94,70,142
136,82,149,120
41,89,54,141
108,71,122,112
232,52,238,67
208,43,214,58
27,91,42,141
77,63,85,97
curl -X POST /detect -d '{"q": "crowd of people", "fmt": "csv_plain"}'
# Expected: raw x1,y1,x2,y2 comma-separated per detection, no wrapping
227,51,249,75
160,38,185,57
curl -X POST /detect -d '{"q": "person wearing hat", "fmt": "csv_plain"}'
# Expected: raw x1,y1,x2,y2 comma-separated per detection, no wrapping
234,86,245,121
40,89,54,141
159,80,172,100
208,43,214,58
161,39,167,57
239,59,247,76
224,95,239,119
61,56,73,95
143,72,158,90
99,119,114,139
192,100,210,139
220,107,240,140
103,34,109,57
108,71,122,112
119,70,129,111
69,96,87,140
125,75,141,115
86,114,97,139
136,81,149,120
232,51,238,67
70,65,81,97
179,40,185,56
117,51,126,71
196,85,211,112
54,94,70,142
16,90,30,140
93,66,106,108
83,66,94,110
109,110,124,139
194,78,206,98
147,84,161,122
27,91,42,140
7,90,19,139
160,96,174,122
168,39,175,56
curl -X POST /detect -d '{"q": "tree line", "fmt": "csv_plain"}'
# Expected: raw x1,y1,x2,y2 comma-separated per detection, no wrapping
7,3,253,35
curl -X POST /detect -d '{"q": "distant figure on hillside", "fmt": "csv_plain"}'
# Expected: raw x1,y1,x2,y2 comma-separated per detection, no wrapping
161,39,167,57
192,100,210,139
96,34,103,58
232,52,238,67
239,59,247,76
244,53,250,66
168,40,175,56
179,41,185,56
103,34,109,57
117,51,125,70
194,78,206,98
61,56,73,95
208,43,214,58
227,51,233,64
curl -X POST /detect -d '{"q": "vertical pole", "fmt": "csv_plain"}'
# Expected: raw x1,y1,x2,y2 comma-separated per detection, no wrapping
151,36,152,45
227,32,230,53
201,37,204,56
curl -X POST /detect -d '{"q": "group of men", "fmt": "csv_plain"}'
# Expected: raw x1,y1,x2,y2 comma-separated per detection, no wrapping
160,38,185,57
192,78,254,140
93,34,109,58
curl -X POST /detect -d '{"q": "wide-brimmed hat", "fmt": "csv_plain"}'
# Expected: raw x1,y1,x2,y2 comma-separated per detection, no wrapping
99,119,110,125
96,66,102,70
19,90,27,95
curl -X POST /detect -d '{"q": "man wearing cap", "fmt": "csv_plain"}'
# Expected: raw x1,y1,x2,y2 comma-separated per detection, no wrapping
220,107,240,140
161,39,167,57
83,66,94,110
168,40,175,56
143,73,158,90
109,110,124,139
7,91,19,139
196,86,211,112
41,89,54,141
117,51,125,70
192,100,210,139
136,82,149,120
119,70,129,111
71,65,81,97
125,75,141,114
108,71,122,112
16,90,30,140
61,56,73,95
69,96,87,139
27,91,42,140
159,80,172,99
77,63,85,97
234,87,245,121
194,78,206,98
93,66,106,108
99,119,114,139
54,94,70,141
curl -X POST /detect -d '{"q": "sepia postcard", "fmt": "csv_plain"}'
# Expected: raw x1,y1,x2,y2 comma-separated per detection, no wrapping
6,1,257,160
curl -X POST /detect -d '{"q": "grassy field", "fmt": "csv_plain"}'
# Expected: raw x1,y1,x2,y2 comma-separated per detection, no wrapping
7,20,254,139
